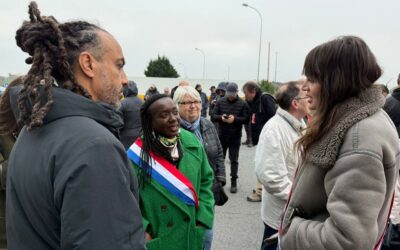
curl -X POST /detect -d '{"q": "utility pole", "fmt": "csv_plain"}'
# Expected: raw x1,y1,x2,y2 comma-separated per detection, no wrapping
267,42,270,82
274,51,278,83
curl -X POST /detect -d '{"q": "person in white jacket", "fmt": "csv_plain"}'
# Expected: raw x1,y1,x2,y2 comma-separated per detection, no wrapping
255,81,309,250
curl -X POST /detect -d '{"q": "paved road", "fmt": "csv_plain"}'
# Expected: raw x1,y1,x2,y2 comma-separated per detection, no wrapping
212,143,264,250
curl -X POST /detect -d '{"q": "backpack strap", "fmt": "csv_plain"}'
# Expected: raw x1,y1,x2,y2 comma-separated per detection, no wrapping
259,92,277,113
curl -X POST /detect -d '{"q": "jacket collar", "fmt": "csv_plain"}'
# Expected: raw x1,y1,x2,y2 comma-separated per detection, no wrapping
10,86,123,137
306,86,384,168
179,128,202,149
277,108,306,133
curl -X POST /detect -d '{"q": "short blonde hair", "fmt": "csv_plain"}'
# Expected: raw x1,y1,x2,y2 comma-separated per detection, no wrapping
172,86,202,111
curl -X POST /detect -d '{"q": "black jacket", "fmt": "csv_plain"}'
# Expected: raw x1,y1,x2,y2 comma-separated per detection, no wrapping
211,96,249,139
7,87,146,250
119,84,144,149
384,88,400,138
199,91,209,117
247,91,276,145
199,118,226,185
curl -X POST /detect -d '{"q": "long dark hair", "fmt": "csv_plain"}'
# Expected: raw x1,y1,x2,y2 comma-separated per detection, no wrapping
298,36,382,160
15,1,104,131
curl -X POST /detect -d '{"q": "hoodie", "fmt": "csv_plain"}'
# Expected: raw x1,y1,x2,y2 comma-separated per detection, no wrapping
120,82,144,149
6,87,146,250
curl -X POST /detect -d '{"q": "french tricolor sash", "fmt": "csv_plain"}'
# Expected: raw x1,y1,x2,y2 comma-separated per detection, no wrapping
127,138,199,208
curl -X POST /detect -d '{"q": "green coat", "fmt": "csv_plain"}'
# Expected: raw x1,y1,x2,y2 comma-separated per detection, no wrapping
132,129,215,250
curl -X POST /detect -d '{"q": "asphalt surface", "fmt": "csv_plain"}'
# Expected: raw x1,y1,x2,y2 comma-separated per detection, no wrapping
212,141,264,250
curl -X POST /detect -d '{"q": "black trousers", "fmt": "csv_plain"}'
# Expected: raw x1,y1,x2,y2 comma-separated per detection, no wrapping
261,223,278,250
220,137,241,181
244,122,252,143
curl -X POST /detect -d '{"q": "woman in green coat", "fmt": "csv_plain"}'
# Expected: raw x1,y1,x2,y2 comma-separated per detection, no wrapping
128,94,215,250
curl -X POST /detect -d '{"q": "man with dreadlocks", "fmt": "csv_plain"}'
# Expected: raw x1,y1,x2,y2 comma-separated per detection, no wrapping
127,94,214,250
6,2,146,249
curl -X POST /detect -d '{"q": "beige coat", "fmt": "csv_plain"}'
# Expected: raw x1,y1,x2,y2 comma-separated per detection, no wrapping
280,87,400,250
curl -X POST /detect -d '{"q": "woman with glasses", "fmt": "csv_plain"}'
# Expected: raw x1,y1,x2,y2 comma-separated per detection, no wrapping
173,86,226,250
279,36,399,249
128,94,214,250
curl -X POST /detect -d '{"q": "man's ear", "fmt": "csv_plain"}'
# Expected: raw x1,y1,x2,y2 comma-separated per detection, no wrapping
291,99,298,110
78,52,96,78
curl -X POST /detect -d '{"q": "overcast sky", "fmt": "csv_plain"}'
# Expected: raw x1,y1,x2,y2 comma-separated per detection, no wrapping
0,0,399,87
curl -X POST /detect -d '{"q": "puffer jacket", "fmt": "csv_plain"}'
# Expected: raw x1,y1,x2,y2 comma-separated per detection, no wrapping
280,87,400,250
200,117,226,185
211,96,249,139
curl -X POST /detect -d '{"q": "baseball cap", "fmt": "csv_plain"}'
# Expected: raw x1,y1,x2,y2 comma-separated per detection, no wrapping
225,82,238,97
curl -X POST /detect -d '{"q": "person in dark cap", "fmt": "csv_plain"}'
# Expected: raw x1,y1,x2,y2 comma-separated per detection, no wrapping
119,80,144,149
211,82,249,193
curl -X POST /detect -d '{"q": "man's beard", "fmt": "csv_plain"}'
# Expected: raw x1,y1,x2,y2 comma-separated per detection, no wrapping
95,74,121,107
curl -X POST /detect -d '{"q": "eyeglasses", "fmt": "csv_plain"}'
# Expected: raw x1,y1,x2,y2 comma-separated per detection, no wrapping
178,100,202,106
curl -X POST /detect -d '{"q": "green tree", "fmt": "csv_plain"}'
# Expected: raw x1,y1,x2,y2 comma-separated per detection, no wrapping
260,80,277,94
144,55,179,78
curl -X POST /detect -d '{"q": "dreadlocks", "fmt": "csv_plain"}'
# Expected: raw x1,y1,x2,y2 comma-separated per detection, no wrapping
139,94,182,186
15,1,105,131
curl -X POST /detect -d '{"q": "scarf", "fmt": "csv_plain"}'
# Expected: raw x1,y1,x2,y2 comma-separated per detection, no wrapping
157,133,180,161
180,117,203,143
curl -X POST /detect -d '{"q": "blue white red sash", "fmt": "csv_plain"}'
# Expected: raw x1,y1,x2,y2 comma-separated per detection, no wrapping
127,138,199,208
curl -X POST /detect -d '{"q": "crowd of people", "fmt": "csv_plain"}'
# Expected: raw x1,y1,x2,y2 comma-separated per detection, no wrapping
0,2,398,250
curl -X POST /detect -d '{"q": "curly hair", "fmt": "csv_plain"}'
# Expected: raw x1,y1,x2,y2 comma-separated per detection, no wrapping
15,1,105,131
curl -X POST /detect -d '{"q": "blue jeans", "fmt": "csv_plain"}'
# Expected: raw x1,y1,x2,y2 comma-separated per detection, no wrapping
261,223,278,250
203,228,213,250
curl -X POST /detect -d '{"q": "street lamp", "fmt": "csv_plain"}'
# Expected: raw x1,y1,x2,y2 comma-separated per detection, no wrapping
274,51,278,83
242,3,262,84
178,62,187,79
194,47,205,81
